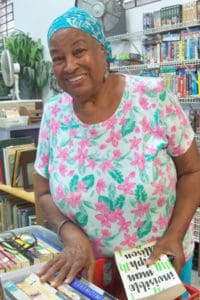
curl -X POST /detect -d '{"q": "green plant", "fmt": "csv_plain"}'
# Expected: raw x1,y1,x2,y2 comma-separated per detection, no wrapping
4,29,51,99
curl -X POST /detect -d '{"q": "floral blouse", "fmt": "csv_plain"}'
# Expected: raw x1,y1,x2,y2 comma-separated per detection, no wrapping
34,74,195,259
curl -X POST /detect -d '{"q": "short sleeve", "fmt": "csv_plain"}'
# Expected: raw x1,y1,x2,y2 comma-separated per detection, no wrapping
161,87,194,156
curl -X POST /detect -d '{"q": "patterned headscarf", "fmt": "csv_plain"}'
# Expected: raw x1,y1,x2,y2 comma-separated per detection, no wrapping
47,7,113,63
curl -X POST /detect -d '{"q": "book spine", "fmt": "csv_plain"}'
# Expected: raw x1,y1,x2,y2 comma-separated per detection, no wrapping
70,278,104,300
3,281,30,300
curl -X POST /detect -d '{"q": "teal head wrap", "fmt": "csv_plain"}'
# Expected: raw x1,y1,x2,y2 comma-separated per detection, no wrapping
47,7,113,63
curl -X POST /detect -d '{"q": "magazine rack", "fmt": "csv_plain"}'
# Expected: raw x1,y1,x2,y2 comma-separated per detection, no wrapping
94,258,200,300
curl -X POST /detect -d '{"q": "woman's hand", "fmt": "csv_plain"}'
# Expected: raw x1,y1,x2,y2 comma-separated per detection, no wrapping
146,235,185,275
37,222,96,288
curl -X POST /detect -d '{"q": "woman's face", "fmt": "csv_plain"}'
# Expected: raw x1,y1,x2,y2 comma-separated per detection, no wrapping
50,28,107,101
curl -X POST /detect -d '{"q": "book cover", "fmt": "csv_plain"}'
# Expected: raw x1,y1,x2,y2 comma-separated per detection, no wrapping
0,136,34,185
11,145,36,188
114,242,186,300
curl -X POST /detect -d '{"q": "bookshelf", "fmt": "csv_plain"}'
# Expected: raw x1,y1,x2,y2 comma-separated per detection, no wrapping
0,181,46,228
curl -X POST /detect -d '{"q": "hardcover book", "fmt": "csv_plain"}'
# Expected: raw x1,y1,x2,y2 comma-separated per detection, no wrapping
114,242,186,300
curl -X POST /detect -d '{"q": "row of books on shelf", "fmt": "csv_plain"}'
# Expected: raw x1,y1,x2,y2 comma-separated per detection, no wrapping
160,65,200,98
143,27,200,64
0,136,37,189
143,1,200,30
0,194,36,232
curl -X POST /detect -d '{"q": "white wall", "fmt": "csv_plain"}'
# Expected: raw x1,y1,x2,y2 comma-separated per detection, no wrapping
14,0,75,58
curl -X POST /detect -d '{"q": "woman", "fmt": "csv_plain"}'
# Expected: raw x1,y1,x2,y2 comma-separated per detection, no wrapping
34,7,200,297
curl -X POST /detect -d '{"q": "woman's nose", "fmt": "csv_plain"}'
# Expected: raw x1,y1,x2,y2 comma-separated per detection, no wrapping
63,56,77,73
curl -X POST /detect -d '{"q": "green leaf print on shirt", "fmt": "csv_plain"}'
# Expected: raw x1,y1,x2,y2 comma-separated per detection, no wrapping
137,219,152,238
135,184,147,203
82,174,95,190
98,194,125,210
76,205,88,226
121,118,136,137
70,175,79,192
159,90,167,101
108,169,124,184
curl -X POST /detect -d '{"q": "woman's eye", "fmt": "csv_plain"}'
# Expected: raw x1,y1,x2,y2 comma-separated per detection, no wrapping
74,48,86,57
52,56,65,63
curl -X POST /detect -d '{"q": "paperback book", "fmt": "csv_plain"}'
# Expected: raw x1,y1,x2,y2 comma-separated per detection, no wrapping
114,241,186,300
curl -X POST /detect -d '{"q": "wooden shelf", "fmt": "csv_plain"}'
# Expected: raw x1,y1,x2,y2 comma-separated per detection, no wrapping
0,184,34,204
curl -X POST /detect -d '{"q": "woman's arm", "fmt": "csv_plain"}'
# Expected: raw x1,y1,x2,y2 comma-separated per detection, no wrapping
148,139,200,273
35,173,95,287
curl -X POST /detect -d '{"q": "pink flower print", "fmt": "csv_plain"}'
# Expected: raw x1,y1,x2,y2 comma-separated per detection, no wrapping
119,117,126,126
120,232,138,247
139,96,149,110
131,153,146,171
140,117,152,133
101,229,111,239
69,128,77,137
79,139,91,148
167,175,176,190
113,149,121,159
64,115,71,124
129,136,142,150
96,179,106,194
55,184,66,199
106,130,121,147
51,104,61,116
109,207,124,222
89,129,98,138
157,197,166,207
49,164,55,175
66,191,82,208
117,218,131,232
158,168,165,177
146,146,156,155
135,126,140,133
171,125,176,132
74,147,88,166
173,145,184,155
99,144,107,150
95,213,112,228
156,214,167,229
118,179,135,195
95,201,109,213
152,125,165,139
56,147,69,160
103,115,117,130
152,226,158,233
128,171,136,178
58,163,67,176
123,100,133,114
41,128,48,141
133,81,148,94
87,159,97,169
166,104,174,115
151,180,165,196
39,153,49,168
131,202,150,218
153,80,164,92
99,160,114,173
51,119,60,135
77,182,87,193
134,219,143,228
68,170,75,177
154,158,161,167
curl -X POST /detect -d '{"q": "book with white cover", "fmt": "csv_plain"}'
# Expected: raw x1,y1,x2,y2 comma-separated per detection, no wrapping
114,241,186,300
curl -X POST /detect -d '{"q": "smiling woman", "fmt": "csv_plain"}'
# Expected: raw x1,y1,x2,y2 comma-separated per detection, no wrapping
34,6,200,299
